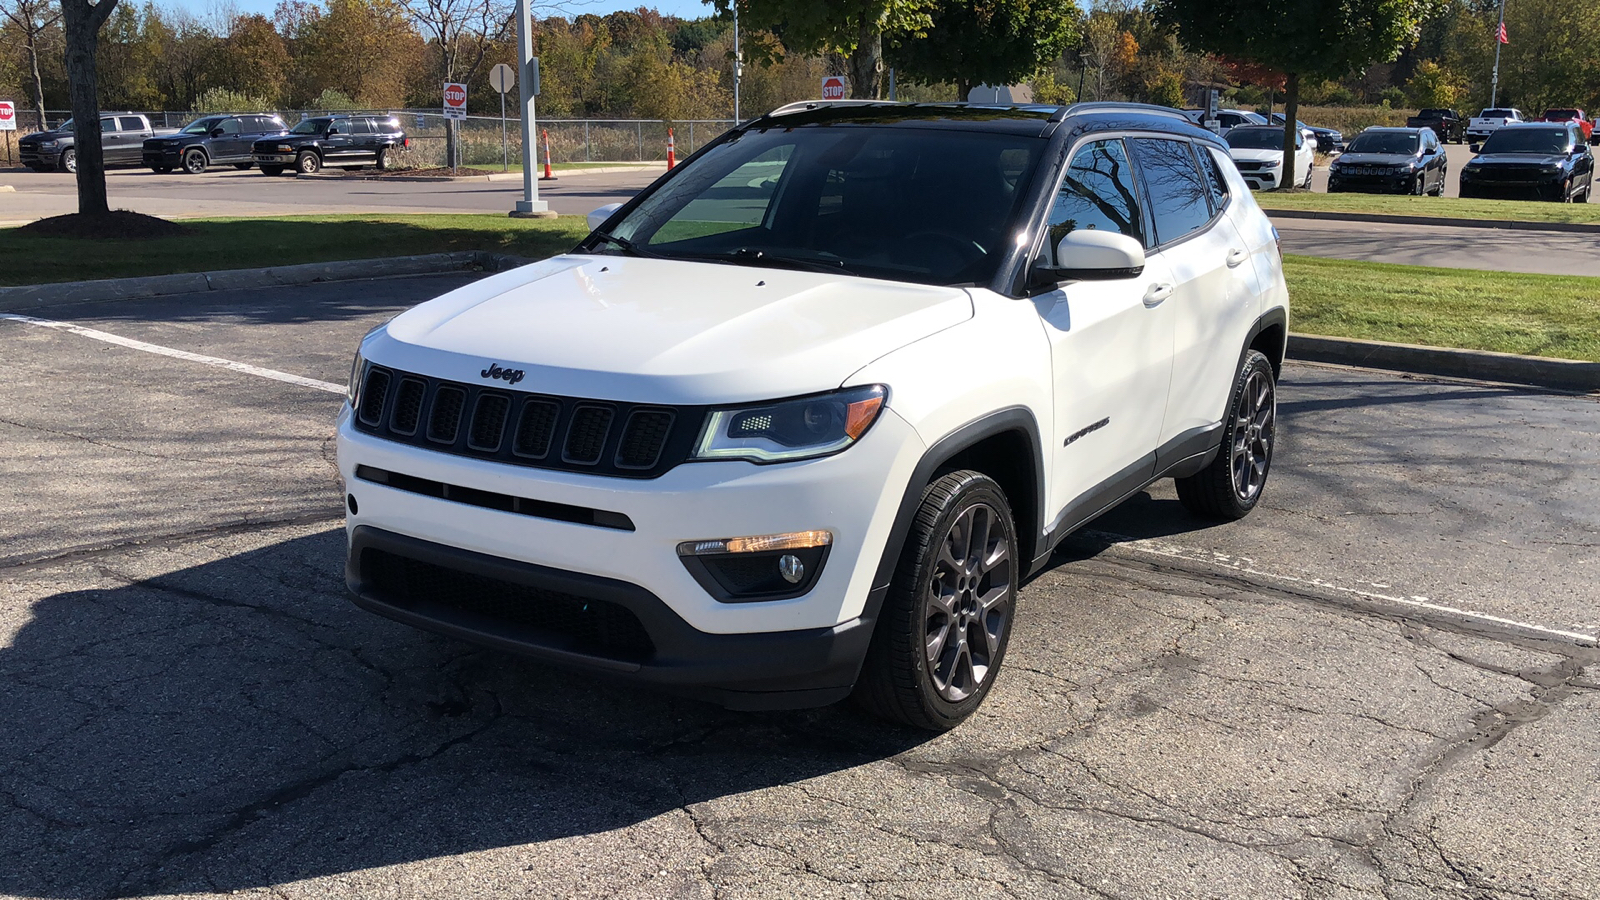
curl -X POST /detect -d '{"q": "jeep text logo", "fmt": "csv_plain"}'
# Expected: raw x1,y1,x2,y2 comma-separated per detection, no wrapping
480,363,525,385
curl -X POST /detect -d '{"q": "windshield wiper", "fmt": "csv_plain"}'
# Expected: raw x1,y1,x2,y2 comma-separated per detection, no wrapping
589,231,659,258
688,247,860,276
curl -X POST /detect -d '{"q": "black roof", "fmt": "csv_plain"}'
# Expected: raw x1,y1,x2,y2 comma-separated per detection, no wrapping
751,100,1224,146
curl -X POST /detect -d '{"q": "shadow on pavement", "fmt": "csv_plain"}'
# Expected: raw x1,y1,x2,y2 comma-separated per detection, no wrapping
0,528,932,899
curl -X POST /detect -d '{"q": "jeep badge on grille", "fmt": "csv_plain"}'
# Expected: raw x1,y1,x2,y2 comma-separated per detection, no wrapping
481,363,525,385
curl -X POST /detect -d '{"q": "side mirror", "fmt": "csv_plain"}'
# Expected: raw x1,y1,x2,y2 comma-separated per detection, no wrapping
211,127,226,137
1029,230,1146,290
587,202,623,231
1469,143,1481,153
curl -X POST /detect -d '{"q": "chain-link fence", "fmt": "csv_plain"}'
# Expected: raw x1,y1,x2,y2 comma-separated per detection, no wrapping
25,109,735,169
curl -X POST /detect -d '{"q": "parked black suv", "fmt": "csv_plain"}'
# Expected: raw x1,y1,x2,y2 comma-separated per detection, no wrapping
1461,123,1595,202
143,114,289,174
251,115,408,175
1328,127,1449,195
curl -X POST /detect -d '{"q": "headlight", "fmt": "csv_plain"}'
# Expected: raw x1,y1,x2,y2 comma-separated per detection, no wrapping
693,385,887,463
347,351,365,408
40,140,57,149
1263,159,1281,168
276,144,292,152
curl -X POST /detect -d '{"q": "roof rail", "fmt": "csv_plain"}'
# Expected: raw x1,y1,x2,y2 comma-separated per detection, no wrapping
766,99,899,117
1052,102,1193,123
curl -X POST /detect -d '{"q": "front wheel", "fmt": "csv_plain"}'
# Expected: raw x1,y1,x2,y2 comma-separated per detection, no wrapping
182,148,208,175
1175,350,1277,520
60,148,75,174
855,470,1018,731
296,151,321,174
1410,175,1425,196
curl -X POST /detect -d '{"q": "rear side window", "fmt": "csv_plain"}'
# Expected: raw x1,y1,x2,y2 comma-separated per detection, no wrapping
1046,139,1144,252
1196,146,1230,211
354,119,376,135
1129,138,1213,246
117,116,144,132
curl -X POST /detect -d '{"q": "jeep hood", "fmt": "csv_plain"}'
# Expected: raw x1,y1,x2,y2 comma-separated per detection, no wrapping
1336,152,1419,166
373,254,973,405
1229,148,1286,163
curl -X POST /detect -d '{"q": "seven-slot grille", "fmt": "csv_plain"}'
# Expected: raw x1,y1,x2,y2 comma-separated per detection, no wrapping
353,364,699,478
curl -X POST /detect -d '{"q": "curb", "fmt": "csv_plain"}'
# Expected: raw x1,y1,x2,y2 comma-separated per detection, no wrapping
344,163,665,183
1288,333,1600,392
0,251,534,312
1265,208,1600,234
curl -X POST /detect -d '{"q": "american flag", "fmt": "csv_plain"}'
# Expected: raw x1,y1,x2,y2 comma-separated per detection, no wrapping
1497,22,1509,43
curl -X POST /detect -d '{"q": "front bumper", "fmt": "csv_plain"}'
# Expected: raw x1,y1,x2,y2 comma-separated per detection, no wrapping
1459,175,1567,200
142,147,184,165
254,152,294,164
1328,172,1415,193
1238,169,1282,190
19,145,55,167
337,404,926,705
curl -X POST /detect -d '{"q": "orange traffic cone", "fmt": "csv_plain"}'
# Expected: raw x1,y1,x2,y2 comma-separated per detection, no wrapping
667,128,676,169
539,129,557,181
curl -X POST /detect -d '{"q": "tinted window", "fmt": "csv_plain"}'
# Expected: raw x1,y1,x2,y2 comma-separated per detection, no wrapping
99,117,118,132
1346,132,1419,154
217,118,242,135
1197,146,1230,210
1130,138,1214,245
1482,109,1516,118
181,117,222,134
1479,127,1570,154
290,118,329,135
1044,138,1144,255
117,116,145,132
355,119,377,134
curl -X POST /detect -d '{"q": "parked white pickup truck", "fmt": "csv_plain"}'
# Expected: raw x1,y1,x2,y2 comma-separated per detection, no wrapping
1467,107,1525,145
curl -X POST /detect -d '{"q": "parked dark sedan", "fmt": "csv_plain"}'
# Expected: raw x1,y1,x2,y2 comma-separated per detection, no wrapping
142,114,289,174
1461,123,1594,202
1270,113,1345,153
1327,127,1448,195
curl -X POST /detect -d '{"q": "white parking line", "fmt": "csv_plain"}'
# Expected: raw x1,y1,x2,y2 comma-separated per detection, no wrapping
1084,529,1599,645
0,313,345,395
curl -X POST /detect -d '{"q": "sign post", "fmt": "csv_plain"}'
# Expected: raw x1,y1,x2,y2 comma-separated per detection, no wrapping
0,101,14,167
821,76,848,101
443,82,468,173
489,63,516,172
510,0,551,218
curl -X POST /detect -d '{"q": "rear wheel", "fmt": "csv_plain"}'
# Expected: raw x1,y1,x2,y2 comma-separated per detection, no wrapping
259,165,284,176
181,148,207,174
1175,351,1277,521
60,148,75,174
855,470,1018,731
375,147,389,170
296,151,320,174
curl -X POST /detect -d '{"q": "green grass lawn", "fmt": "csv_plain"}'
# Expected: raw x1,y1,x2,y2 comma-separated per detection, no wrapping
1285,255,1600,362
1256,191,1600,226
0,214,590,286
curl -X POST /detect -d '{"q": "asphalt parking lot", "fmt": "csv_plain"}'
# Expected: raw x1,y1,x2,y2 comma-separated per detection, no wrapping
3,273,1597,899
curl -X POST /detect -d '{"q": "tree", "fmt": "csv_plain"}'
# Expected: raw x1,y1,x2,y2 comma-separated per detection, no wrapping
714,0,932,100
1406,59,1464,108
60,0,118,216
886,0,1078,100
1149,0,1432,190
398,0,509,168
0,0,61,131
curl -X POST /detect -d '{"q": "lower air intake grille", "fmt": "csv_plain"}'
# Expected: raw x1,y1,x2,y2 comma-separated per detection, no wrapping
362,549,655,659
351,365,698,478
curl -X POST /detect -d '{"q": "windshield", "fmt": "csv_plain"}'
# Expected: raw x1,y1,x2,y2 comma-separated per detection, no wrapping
597,124,1045,287
1346,132,1419,155
1480,109,1516,119
1544,109,1580,119
1419,109,1452,117
181,117,223,134
291,118,330,135
1479,127,1569,154
1224,128,1290,150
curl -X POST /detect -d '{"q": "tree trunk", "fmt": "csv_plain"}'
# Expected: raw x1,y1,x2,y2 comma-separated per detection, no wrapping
26,36,48,132
62,0,116,217
846,23,882,99
1278,71,1300,192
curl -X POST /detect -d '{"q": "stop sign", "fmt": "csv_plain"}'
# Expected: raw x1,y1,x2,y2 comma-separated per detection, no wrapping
0,101,15,132
821,76,847,101
442,82,468,120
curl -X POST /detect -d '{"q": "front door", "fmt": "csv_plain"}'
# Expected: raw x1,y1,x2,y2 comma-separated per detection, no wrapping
1033,137,1176,533
212,117,249,161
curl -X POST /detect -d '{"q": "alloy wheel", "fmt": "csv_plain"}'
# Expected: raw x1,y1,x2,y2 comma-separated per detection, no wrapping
62,149,75,174
923,502,1012,703
1231,368,1275,503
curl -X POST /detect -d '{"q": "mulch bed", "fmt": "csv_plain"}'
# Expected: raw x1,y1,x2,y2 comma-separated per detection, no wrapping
18,210,193,240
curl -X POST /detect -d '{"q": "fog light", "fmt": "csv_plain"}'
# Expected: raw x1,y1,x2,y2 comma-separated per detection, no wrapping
677,531,832,602
779,554,804,583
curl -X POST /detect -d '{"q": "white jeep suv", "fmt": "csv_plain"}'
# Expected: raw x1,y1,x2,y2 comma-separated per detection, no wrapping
338,102,1288,730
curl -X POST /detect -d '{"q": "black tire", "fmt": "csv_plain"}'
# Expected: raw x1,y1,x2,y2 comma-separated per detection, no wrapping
232,162,252,170
1410,175,1425,196
1175,350,1278,521
259,165,284,176
375,146,389,170
60,148,75,174
296,151,320,174
855,470,1018,731
181,148,207,175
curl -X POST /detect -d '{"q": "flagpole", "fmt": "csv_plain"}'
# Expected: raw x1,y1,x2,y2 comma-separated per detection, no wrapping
1490,0,1507,107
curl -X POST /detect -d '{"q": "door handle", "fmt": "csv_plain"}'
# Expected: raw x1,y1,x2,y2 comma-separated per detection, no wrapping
1226,248,1249,268
1143,283,1174,307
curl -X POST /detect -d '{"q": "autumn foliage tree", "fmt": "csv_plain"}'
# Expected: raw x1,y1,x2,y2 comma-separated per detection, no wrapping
887,0,1077,100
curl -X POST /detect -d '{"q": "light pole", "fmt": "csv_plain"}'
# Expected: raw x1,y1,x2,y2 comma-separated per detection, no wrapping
1490,0,1507,107
511,0,552,218
732,2,742,124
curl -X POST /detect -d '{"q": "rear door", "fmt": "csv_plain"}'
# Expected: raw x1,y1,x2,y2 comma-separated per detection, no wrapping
114,116,149,162
1033,137,1176,527
1128,137,1262,456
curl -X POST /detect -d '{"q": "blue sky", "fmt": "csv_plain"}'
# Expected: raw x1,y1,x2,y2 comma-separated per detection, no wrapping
167,0,711,21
